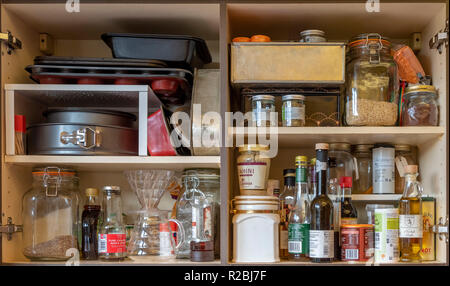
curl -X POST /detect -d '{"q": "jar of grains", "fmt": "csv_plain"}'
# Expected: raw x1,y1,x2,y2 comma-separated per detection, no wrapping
22,167,80,261
282,94,306,127
345,33,399,126
394,144,416,194
401,85,439,126
251,95,276,127
237,144,271,196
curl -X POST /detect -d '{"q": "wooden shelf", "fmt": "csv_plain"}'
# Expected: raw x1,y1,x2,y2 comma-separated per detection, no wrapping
230,126,445,148
3,257,221,266
4,155,220,171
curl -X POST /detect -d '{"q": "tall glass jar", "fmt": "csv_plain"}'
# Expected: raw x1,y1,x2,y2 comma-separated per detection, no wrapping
394,144,416,194
345,33,399,126
328,142,355,194
401,85,439,126
22,167,80,261
352,144,374,194
251,95,276,127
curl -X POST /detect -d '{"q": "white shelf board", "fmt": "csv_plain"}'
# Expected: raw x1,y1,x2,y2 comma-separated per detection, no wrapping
230,126,445,148
351,194,402,201
4,155,220,171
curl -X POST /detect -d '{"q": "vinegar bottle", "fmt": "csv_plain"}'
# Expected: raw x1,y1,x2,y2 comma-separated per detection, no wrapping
310,143,334,263
399,165,423,262
81,188,101,260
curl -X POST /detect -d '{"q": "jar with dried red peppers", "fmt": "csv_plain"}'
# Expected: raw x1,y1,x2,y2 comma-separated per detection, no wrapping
401,85,439,126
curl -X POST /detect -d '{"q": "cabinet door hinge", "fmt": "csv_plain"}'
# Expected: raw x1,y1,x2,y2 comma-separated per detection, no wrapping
0,31,22,54
432,217,449,244
0,217,23,241
429,19,449,54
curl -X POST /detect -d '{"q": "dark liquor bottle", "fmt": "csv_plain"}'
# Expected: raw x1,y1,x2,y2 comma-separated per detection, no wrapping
309,143,334,263
340,176,358,225
81,188,101,260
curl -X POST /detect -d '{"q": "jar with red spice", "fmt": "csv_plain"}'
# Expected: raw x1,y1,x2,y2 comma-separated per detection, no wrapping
401,85,439,126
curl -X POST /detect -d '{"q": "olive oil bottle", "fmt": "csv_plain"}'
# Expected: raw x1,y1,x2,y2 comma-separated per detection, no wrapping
399,165,423,262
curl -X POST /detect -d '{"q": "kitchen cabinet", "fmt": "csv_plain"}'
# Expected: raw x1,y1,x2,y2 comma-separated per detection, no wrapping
1,1,448,266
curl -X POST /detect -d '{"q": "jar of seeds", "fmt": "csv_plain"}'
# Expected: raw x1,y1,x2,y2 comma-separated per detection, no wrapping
282,94,306,127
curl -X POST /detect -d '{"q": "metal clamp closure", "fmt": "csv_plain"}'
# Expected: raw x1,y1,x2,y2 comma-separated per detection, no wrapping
0,217,23,241
43,166,62,197
364,33,383,64
432,217,449,244
0,31,22,54
60,127,101,150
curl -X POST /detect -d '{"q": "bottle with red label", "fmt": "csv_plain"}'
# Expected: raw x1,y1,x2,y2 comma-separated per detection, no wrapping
98,186,127,261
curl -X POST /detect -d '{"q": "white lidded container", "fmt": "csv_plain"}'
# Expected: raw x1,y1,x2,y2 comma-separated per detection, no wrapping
374,208,399,263
232,196,280,263
372,143,396,194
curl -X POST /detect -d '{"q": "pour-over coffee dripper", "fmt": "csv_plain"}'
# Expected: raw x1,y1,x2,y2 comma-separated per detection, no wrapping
124,170,184,257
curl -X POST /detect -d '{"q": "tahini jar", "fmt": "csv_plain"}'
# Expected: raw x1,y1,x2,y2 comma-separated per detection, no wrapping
237,144,271,196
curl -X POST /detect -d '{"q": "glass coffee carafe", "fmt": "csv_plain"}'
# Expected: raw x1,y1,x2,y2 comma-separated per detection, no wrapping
124,170,184,259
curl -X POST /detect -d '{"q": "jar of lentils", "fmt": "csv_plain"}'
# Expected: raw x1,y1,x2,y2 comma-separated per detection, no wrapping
282,94,305,127
252,95,275,127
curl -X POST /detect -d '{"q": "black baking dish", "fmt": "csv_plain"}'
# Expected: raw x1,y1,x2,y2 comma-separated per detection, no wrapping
101,33,212,70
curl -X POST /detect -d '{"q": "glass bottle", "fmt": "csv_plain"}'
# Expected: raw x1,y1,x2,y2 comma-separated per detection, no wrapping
279,169,296,259
328,156,341,261
98,186,127,261
81,188,101,260
399,165,423,262
308,158,317,201
310,143,334,263
288,156,310,261
340,177,358,225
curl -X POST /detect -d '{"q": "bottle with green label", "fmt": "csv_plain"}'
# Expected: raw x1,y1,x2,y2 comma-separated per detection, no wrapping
288,156,311,261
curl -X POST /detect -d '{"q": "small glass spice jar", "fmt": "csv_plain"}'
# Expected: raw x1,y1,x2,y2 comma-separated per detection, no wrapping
401,85,439,126
237,144,271,196
251,95,275,127
299,29,326,43
282,94,305,127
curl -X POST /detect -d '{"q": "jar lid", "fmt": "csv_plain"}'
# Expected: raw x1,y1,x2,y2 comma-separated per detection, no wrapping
352,144,374,152
238,144,269,152
282,94,305,101
348,33,391,48
405,85,437,95
85,188,99,196
251,95,275,101
103,185,121,194
394,144,411,152
373,143,394,149
300,29,325,37
32,167,76,176
234,195,279,202
329,142,351,152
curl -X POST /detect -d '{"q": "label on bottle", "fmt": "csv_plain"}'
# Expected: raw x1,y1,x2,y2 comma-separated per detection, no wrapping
98,233,126,254
341,218,358,225
296,167,307,183
159,223,172,256
280,229,288,250
315,160,327,172
399,215,423,238
309,230,334,258
203,205,213,240
282,106,305,122
395,156,409,177
237,162,267,190
288,223,310,255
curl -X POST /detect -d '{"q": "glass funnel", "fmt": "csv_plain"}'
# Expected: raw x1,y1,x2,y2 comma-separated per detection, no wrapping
124,170,183,257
